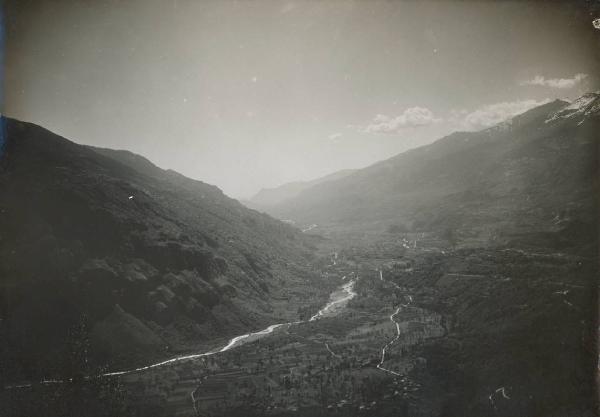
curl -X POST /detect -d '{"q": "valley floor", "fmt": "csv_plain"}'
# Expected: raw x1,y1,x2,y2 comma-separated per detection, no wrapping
3,232,597,417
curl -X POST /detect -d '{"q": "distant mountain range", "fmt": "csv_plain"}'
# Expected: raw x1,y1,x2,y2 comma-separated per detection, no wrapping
257,93,599,250
0,118,323,380
243,169,357,210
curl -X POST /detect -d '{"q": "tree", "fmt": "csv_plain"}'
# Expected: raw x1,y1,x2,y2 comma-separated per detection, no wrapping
441,227,458,249
387,224,408,234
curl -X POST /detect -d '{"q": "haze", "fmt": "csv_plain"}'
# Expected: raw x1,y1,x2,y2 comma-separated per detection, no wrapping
3,0,599,198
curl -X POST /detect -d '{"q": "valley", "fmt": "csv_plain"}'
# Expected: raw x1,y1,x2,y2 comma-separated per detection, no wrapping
3,244,446,417
9,230,593,417
1,93,598,417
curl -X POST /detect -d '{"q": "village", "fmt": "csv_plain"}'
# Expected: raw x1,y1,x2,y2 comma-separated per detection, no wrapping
117,249,446,417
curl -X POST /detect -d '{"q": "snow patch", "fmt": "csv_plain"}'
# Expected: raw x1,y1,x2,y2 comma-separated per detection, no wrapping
546,93,600,123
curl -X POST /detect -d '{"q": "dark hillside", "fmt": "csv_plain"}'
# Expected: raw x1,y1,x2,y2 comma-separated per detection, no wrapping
0,117,323,382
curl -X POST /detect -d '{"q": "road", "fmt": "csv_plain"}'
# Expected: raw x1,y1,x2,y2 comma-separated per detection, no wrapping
376,269,414,377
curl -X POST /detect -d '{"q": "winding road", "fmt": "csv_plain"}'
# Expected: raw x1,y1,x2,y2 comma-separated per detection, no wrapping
376,269,414,377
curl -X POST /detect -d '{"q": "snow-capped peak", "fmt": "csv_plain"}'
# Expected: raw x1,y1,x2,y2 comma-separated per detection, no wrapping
545,92,600,123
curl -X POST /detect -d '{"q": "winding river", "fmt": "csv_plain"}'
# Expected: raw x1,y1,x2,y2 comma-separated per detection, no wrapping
309,280,357,321
5,278,357,388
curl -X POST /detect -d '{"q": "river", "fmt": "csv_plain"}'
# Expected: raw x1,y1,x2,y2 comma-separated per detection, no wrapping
5,278,358,388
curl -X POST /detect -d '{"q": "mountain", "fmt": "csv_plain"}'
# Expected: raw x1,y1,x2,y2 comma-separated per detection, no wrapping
265,94,599,248
244,169,357,210
0,117,324,382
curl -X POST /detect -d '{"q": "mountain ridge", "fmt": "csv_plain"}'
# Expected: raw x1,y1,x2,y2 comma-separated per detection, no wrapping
0,117,327,381
244,168,358,210
261,95,598,249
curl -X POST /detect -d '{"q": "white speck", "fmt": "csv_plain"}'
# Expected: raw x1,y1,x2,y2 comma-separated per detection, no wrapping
593,18,600,30
496,387,511,399
252,76,258,83
128,196,134,200
302,224,318,233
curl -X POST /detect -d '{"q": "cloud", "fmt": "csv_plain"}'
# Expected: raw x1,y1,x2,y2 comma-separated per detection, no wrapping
328,132,343,142
363,107,441,134
520,73,587,89
454,99,550,130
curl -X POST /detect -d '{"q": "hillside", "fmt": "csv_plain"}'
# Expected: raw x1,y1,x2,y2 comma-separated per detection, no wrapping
267,94,599,249
0,117,325,382
244,169,357,210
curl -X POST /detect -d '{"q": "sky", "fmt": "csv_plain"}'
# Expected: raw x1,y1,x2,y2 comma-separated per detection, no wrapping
3,0,600,198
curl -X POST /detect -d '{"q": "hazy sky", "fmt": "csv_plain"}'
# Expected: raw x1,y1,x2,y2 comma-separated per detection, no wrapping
4,1,600,198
